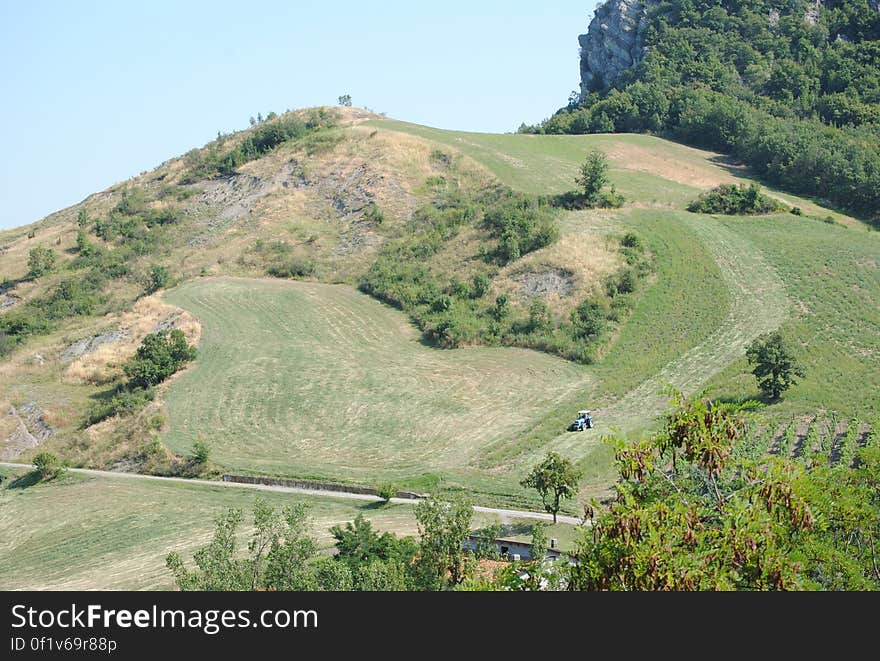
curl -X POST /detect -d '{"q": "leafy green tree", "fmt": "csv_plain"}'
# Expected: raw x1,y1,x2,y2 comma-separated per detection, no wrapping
746,332,806,400
575,150,610,206
124,329,196,389
27,247,57,278
338,94,353,107
313,556,354,591
331,513,415,569
166,499,318,591
415,496,473,587
569,388,814,590
520,452,581,523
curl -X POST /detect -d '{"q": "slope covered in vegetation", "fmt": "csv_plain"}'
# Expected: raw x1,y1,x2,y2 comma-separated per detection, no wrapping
525,0,880,220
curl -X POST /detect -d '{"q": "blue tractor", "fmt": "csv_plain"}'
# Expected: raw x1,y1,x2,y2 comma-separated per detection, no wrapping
568,409,593,432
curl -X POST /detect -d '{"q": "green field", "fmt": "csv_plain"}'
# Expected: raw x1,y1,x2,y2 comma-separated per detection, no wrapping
154,121,878,505
0,466,564,590
4,114,878,589
162,277,592,500
712,215,880,417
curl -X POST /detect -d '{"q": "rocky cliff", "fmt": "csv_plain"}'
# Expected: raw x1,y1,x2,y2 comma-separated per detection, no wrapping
578,0,651,99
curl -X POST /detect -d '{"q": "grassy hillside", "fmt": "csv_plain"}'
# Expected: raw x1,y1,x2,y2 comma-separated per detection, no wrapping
161,277,590,495
2,109,877,513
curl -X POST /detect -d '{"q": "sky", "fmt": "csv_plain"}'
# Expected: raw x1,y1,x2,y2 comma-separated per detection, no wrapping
0,1,599,231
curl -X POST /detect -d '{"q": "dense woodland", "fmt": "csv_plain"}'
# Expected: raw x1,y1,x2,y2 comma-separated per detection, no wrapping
522,0,880,220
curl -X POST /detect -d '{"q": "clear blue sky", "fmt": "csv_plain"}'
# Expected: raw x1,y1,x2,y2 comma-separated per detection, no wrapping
0,1,599,230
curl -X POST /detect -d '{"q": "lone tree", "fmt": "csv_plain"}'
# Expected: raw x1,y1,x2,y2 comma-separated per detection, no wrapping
338,94,352,107
746,332,805,400
521,451,581,523
575,149,609,207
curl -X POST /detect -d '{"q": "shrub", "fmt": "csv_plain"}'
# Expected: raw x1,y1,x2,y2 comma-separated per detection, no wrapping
621,232,642,249
597,186,625,208
147,265,171,293
0,330,14,357
687,184,785,215
189,440,211,466
528,298,552,331
123,330,197,390
470,273,491,299
267,257,316,279
447,277,471,299
493,295,510,321
27,247,57,278
570,298,607,339
376,483,397,503
83,387,156,427
482,192,559,264
32,451,63,480
32,277,101,319
0,310,52,337
362,202,385,224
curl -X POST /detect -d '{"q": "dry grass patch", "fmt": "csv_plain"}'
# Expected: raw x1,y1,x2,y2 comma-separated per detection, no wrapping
605,142,739,189
62,295,201,386
493,210,624,315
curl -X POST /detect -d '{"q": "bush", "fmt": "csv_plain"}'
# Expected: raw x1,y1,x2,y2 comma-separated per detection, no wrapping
621,232,642,249
27,247,57,278
470,273,491,299
0,310,52,338
32,451,63,481
84,387,155,427
687,184,784,215
267,257,316,279
31,277,101,320
362,203,385,225
123,330,197,390
376,483,397,503
570,298,608,339
183,114,336,181
189,440,211,466
147,265,171,293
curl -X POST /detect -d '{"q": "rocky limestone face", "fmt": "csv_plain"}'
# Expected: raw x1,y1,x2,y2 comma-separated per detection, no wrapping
579,0,650,99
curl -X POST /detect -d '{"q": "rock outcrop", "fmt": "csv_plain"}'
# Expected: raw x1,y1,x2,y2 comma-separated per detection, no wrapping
579,0,651,99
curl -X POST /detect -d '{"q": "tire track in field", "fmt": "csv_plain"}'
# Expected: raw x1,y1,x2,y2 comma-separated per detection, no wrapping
546,215,789,458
